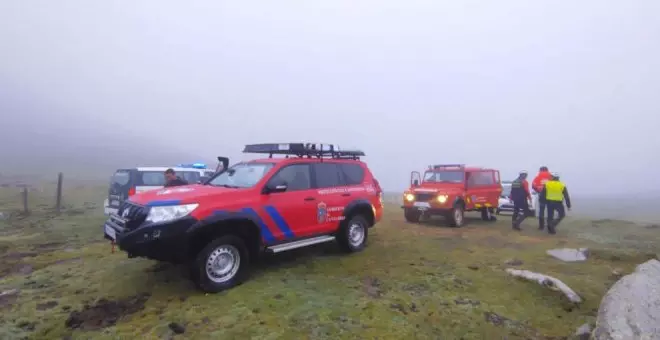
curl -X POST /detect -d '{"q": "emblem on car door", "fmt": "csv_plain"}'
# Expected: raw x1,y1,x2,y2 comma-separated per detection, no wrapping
317,202,327,224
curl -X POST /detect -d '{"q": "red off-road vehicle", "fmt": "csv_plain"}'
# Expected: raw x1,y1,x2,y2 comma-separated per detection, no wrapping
401,164,502,227
103,143,383,293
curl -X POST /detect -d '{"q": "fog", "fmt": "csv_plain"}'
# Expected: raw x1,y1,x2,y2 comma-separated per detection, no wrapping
1,0,659,195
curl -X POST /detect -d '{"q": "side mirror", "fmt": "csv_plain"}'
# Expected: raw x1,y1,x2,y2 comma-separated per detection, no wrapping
263,182,288,194
412,179,419,187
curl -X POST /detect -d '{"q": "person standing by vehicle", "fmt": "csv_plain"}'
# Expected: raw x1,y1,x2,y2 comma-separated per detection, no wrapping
532,166,553,230
540,172,571,235
164,168,189,187
510,171,532,230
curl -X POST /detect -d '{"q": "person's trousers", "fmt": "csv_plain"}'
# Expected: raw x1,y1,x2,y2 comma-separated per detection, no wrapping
546,201,565,233
512,200,531,227
538,199,547,228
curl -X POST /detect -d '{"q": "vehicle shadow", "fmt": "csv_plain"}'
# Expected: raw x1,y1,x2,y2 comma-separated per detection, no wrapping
419,213,503,228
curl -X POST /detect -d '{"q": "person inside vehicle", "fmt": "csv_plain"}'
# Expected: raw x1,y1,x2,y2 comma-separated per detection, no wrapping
510,170,532,230
540,172,571,235
532,166,553,230
164,168,189,187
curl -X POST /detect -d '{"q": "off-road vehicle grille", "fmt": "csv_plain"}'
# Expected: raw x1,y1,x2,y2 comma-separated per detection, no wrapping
116,202,148,231
414,193,435,202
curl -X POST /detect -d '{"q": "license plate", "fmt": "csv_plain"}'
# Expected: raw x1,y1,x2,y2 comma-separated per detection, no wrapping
104,224,116,241
110,200,119,206
414,202,430,210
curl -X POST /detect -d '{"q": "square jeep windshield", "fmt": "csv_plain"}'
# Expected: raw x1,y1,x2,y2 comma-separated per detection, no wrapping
423,170,464,183
209,163,274,188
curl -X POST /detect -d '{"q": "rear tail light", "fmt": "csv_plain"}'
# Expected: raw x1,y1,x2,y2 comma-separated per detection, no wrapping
128,187,136,196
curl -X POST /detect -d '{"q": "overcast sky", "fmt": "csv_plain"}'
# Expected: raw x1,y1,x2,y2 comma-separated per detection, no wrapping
1,0,659,195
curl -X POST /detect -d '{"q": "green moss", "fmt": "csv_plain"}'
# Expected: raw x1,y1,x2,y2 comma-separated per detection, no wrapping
2,187,659,339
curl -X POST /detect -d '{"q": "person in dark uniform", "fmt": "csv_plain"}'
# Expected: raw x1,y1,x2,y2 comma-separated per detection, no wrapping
510,170,532,230
164,168,189,187
540,172,572,234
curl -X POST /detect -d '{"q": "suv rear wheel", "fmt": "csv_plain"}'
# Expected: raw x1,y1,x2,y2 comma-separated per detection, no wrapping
404,208,421,223
447,204,465,227
337,215,369,252
191,235,250,293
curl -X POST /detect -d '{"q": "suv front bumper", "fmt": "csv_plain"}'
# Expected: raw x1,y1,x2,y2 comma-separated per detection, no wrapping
103,215,197,263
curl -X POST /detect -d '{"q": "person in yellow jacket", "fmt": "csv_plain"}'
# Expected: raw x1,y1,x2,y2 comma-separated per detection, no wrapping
540,172,572,234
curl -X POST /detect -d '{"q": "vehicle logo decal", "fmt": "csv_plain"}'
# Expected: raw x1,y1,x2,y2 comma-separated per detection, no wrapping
156,187,194,195
471,195,477,202
317,202,327,224
121,207,130,218
263,206,295,239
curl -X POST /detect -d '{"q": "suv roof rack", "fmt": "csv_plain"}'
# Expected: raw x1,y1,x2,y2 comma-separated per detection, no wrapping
243,143,365,160
428,164,465,170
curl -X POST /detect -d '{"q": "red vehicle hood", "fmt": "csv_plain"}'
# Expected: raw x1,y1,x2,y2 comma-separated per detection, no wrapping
128,184,241,206
411,183,465,195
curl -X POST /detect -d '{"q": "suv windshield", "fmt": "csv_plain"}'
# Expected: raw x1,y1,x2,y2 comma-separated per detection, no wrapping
208,162,274,188
423,171,464,183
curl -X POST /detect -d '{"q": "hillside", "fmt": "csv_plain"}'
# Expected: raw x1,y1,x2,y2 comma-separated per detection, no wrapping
0,89,213,180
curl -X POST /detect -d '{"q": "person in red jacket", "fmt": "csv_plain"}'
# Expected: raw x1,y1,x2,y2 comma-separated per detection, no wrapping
532,166,553,230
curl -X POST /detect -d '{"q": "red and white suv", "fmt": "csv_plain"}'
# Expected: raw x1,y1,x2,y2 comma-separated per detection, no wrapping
103,143,383,292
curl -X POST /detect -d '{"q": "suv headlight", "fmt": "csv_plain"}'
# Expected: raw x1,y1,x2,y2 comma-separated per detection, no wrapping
146,203,199,224
404,193,415,202
437,195,448,203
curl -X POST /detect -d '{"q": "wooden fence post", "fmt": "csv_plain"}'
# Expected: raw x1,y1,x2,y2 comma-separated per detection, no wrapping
56,172,63,213
22,187,29,215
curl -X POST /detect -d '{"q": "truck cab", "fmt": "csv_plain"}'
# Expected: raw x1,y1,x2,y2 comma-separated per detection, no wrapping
401,164,502,227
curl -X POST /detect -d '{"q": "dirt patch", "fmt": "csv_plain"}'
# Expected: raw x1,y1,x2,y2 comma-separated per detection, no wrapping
13,263,34,275
32,242,65,251
401,282,430,297
36,300,59,311
363,277,384,298
65,293,151,331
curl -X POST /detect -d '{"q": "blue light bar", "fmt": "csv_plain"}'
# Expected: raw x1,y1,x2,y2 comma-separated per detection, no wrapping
176,163,208,169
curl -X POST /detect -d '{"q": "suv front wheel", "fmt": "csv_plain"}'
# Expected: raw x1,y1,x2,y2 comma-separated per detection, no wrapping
191,235,250,293
447,204,465,227
337,215,369,252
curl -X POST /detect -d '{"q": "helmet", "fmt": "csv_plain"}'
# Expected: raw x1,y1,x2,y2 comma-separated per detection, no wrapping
551,172,560,178
519,170,528,175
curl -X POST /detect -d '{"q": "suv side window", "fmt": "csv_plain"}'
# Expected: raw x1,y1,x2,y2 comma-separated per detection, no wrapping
268,164,312,192
469,171,495,187
339,163,365,185
313,163,342,188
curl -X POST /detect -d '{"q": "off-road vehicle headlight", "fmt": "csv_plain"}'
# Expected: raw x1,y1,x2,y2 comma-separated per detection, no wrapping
437,195,448,203
404,193,415,202
146,203,199,224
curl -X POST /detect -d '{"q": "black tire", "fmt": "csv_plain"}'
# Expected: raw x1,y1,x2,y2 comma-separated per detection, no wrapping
190,235,250,293
404,208,421,223
337,215,369,253
481,208,497,222
447,204,465,227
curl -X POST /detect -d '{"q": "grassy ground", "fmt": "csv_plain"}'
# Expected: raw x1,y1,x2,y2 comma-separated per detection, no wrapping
1,184,659,340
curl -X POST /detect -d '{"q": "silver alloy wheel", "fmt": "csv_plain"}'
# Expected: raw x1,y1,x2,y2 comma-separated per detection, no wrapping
348,222,365,247
205,245,240,283
454,209,463,225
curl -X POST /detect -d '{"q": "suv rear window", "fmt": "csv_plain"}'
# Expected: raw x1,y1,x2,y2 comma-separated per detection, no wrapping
312,162,366,188
339,163,365,185
138,171,201,186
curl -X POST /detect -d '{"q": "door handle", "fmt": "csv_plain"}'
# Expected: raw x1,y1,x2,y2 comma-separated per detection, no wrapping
341,193,351,197
304,197,316,201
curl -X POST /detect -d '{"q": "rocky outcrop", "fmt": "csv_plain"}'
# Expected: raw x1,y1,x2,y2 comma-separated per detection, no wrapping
593,259,660,340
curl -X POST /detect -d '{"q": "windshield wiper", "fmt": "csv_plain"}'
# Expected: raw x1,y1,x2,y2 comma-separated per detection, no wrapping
220,184,240,188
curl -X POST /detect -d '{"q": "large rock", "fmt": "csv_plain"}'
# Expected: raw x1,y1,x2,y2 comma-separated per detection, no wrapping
593,259,660,340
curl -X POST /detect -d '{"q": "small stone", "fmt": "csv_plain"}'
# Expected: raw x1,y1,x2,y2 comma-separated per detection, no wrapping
168,322,185,334
273,294,283,299
410,303,419,312
468,265,479,270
